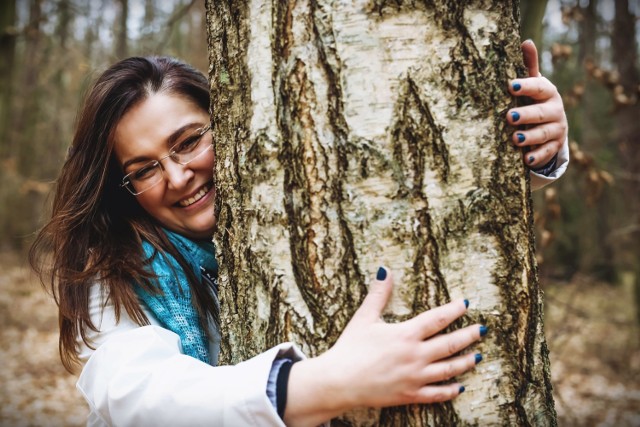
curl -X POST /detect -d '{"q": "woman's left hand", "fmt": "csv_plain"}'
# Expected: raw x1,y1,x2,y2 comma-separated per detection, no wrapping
506,40,568,170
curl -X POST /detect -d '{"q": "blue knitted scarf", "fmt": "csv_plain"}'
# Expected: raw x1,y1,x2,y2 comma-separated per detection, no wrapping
136,229,218,364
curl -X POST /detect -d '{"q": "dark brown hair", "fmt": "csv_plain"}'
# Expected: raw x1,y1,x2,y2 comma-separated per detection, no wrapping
29,56,218,372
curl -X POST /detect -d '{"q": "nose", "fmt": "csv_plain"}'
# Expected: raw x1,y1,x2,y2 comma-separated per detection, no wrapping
162,159,194,191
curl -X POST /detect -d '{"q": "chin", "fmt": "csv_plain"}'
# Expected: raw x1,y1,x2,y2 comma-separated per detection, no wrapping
185,221,217,240
161,218,216,240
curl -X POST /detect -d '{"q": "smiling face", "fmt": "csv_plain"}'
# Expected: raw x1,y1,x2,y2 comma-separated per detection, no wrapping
113,92,215,240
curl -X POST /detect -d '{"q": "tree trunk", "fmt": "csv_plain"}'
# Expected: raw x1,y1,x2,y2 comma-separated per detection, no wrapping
48,0,73,179
520,0,548,50
140,0,156,51
0,0,17,156
577,0,616,281
206,1,556,425
116,0,128,58
15,0,42,178
612,0,640,323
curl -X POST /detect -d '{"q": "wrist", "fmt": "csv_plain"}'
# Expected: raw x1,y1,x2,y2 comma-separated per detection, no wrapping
283,352,353,426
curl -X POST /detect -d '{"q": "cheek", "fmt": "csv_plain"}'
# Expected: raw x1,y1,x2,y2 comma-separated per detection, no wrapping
190,146,215,173
200,151,215,173
135,192,165,217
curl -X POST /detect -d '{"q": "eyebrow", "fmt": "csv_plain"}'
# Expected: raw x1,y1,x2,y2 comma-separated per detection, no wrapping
121,122,206,171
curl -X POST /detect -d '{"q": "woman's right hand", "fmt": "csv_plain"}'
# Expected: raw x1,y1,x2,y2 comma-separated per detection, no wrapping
284,267,486,426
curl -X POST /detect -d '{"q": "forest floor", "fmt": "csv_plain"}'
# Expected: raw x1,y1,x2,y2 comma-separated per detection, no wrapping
1,252,639,426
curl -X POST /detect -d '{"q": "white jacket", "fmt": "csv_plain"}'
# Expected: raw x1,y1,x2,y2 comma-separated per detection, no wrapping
530,137,570,191
77,284,304,427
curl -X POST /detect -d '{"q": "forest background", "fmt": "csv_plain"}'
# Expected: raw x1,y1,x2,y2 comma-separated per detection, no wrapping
0,0,638,426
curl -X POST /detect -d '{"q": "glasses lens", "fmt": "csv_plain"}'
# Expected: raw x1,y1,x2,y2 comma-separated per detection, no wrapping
124,162,163,195
173,125,211,164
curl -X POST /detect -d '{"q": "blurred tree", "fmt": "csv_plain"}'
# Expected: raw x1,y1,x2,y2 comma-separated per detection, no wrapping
207,1,556,425
116,0,129,58
155,0,198,53
0,0,18,251
520,0,549,48
612,0,640,321
15,0,43,178
48,0,73,179
0,0,46,251
0,0,17,156
579,0,616,281
139,0,157,53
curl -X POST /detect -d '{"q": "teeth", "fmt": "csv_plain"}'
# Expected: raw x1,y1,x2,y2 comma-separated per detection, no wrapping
179,184,211,207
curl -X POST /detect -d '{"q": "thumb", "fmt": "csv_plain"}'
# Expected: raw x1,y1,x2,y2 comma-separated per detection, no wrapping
355,266,393,321
521,39,541,77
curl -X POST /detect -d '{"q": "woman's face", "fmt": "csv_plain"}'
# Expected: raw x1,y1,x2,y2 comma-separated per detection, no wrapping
113,92,216,240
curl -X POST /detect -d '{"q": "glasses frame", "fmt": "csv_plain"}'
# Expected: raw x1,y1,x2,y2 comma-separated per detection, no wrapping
120,123,212,196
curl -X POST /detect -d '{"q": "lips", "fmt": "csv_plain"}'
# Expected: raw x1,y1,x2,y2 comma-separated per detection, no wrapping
178,182,213,207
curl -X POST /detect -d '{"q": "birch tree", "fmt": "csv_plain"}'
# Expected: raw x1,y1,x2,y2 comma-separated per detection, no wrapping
206,1,557,425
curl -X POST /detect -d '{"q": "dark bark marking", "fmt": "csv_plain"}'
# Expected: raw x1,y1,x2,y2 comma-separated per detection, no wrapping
311,0,369,332
279,59,328,330
274,0,295,60
388,75,451,315
391,76,450,189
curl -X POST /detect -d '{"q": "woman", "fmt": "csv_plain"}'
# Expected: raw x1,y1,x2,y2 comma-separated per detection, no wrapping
30,41,568,426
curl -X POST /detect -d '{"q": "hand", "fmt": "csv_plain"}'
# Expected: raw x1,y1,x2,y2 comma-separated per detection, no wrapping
507,40,568,170
284,267,485,426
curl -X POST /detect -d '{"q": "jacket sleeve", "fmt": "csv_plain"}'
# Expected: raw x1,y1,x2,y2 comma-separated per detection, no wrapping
530,137,570,191
77,284,305,427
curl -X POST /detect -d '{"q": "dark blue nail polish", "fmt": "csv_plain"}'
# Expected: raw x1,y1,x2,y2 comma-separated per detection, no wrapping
459,385,465,393
464,299,469,308
475,353,483,364
479,325,488,337
376,267,387,281
511,111,520,122
517,133,525,143
528,155,535,164
512,82,521,91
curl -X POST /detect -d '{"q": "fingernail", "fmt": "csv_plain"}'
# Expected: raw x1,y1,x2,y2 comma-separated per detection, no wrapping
512,82,521,92
464,299,469,308
475,353,483,364
511,111,520,122
376,266,387,281
479,325,488,337
528,155,535,164
459,385,465,393
517,133,525,143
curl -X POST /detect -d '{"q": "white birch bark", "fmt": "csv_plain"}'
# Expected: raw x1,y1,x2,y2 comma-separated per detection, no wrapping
206,1,556,425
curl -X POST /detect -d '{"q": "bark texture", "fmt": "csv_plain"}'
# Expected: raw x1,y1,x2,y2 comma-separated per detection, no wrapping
206,1,556,425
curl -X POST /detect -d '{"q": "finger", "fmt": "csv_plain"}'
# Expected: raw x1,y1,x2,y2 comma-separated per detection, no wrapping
523,140,562,169
405,299,469,339
508,77,557,101
521,39,540,77
423,324,486,362
512,122,566,148
420,352,482,384
355,266,393,321
507,101,564,126
410,383,465,404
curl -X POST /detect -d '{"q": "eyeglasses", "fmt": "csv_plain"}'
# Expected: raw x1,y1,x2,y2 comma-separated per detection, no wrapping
120,124,212,196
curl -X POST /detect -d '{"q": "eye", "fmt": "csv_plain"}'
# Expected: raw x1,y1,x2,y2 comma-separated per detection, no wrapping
132,162,159,180
174,132,203,153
